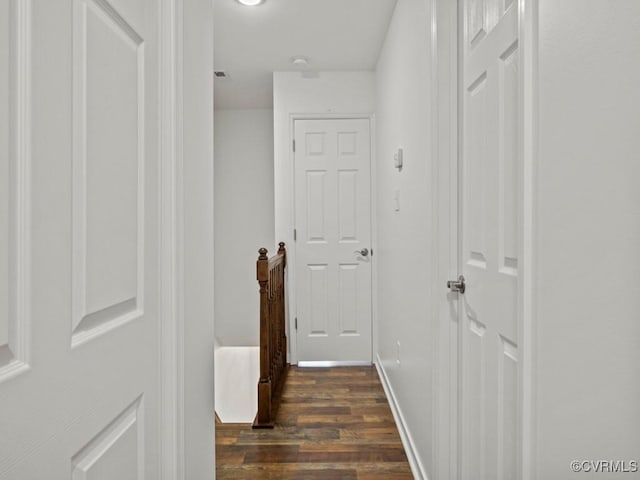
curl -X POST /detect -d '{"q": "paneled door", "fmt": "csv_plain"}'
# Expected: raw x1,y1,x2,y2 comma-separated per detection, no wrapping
294,118,372,365
456,0,521,479
0,0,162,477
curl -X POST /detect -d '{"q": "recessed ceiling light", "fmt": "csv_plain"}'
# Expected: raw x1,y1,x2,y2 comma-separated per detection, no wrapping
236,0,264,6
291,56,309,68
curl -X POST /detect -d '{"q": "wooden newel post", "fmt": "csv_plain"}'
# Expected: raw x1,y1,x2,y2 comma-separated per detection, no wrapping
256,247,272,426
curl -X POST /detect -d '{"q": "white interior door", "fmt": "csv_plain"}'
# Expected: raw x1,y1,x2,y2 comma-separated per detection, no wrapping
458,1,520,479
294,118,372,365
0,0,162,477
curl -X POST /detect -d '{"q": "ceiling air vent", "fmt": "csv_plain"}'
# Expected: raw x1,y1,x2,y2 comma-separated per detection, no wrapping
214,71,229,78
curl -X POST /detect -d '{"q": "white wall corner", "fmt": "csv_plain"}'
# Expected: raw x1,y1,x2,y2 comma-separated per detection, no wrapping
376,355,429,480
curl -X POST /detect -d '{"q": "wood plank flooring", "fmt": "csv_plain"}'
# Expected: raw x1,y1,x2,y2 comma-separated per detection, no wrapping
215,366,413,479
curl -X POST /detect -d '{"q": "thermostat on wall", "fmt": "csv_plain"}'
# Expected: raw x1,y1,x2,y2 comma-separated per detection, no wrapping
394,148,403,170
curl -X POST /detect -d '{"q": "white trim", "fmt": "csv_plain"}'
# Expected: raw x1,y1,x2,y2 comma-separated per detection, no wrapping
298,360,371,368
429,0,440,473
159,0,184,479
13,0,31,375
450,0,537,478
290,113,373,120
453,1,464,477
179,0,214,475
369,114,378,362
431,0,460,478
287,113,376,366
286,114,297,364
518,0,538,478
0,0,32,384
375,355,428,480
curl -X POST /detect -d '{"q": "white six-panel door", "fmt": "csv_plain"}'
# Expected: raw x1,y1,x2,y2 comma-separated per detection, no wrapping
294,118,372,365
0,0,162,477
459,1,520,479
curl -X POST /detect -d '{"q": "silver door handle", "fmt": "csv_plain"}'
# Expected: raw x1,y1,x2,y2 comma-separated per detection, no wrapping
354,248,369,257
447,275,466,294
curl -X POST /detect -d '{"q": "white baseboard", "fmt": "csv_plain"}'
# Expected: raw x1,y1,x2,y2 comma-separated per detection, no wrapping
298,360,372,367
375,354,429,480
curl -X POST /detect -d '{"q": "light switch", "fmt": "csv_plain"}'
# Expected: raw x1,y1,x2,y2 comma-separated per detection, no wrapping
394,148,403,170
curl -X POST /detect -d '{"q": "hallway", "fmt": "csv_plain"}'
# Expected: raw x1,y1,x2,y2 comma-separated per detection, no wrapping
1,0,639,477
216,367,413,479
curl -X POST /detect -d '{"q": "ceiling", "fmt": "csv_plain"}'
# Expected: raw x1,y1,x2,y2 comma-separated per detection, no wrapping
213,0,398,109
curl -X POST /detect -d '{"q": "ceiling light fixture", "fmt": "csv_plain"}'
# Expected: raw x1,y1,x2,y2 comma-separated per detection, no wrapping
235,0,264,6
291,56,309,68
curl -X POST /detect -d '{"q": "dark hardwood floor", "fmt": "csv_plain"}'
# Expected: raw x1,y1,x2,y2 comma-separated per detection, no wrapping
216,366,414,479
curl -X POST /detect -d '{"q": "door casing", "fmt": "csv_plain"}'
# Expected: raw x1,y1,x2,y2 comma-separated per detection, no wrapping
433,0,538,478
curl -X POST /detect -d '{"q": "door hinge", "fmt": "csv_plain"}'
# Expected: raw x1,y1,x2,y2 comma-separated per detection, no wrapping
293,139,296,152
293,228,297,241
295,317,298,330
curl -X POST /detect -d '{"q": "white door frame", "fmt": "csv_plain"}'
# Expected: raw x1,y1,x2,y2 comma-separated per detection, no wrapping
287,113,376,366
433,0,538,478
518,0,538,477
159,1,215,479
431,0,461,477
159,0,183,478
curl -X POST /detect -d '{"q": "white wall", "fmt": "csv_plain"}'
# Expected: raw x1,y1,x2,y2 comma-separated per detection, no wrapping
534,1,640,477
273,71,376,244
182,0,215,476
273,71,376,360
214,108,274,345
374,2,640,479
374,1,435,478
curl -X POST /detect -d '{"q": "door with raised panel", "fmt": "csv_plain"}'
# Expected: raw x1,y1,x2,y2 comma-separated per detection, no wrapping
457,0,521,478
294,118,372,365
0,0,161,477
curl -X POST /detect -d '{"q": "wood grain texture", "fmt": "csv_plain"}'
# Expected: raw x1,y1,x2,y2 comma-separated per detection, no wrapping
254,243,288,428
216,366,414,479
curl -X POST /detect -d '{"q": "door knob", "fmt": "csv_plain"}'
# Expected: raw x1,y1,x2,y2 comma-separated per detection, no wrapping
447,275,466,294
354,248,369,257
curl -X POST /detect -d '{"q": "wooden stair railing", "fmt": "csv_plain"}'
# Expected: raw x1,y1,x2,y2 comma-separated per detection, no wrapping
253,242,289,428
